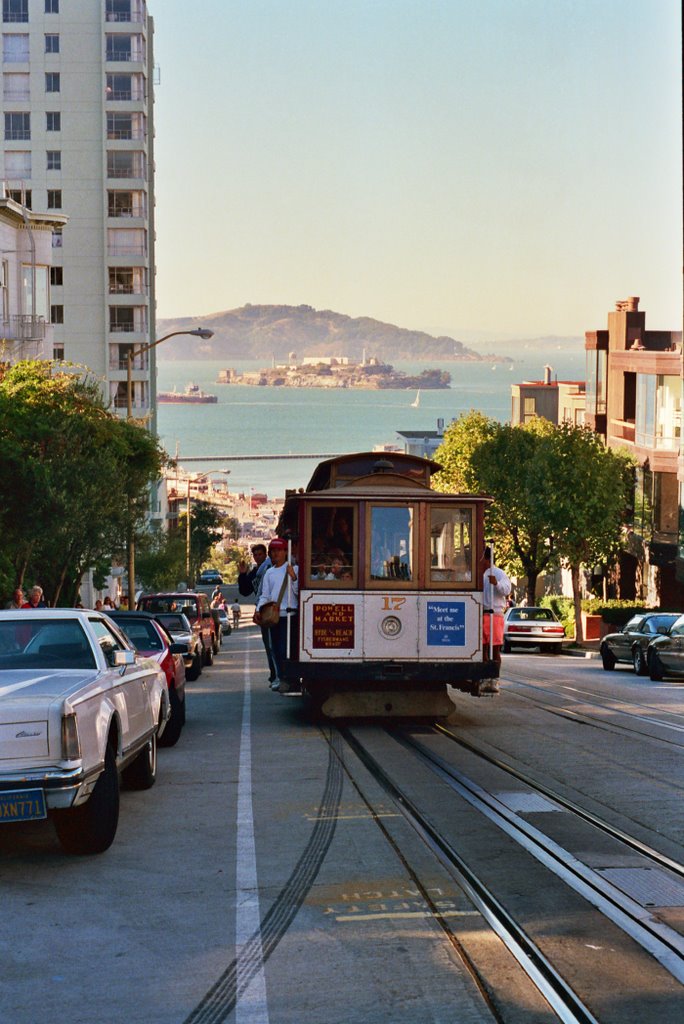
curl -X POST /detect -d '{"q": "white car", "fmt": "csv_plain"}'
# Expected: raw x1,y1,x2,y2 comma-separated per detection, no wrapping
503,605,566,653
0,610,170,855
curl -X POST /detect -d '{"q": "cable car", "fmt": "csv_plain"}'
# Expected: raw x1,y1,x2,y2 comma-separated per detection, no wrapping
276,451,499,717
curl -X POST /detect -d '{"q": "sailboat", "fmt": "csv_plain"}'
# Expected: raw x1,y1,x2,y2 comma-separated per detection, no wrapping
411,389,421,408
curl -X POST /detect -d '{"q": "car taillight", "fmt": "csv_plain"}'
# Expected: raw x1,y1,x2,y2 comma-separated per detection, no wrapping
509,625,530,633
542,626,565,634
61,712,81,760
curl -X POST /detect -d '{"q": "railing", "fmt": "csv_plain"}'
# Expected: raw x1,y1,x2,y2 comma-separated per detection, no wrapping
109,322,147,334
609,418,635,444
106,90,146,102
4,130,30,141
3,89,31,101
107,128,146,141
2,15,29,24
107,245,147,257
107,166,144,179
1,315,46,341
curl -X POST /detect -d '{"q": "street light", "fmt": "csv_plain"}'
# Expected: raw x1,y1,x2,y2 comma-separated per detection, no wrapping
125,327,214,606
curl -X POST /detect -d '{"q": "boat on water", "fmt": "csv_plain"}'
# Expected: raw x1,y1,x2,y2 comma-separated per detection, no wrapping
411,389,421,408
157,382,218,404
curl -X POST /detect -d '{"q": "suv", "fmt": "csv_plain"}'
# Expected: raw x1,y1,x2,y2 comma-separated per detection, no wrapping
137,592,217,667
198,569,223,585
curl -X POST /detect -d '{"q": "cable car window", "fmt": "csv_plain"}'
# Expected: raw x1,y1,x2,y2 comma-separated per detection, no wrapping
429,507,473,585
369,505,414,582
307,504,356,586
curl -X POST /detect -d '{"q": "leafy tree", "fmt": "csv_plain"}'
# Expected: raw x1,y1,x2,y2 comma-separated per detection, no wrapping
179,500,224,584
135,526,187,592
432,410,498,494
0,361,165,606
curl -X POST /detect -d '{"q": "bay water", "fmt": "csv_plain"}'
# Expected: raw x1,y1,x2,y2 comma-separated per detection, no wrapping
156,343,585,497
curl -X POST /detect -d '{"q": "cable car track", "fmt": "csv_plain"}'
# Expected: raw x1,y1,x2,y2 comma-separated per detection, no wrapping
331,724,684,1022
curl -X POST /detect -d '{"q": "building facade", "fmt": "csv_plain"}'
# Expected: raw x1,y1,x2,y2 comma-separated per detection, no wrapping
1,0,156,417
585,297,683,605
510,364,585,427
0,190,66,363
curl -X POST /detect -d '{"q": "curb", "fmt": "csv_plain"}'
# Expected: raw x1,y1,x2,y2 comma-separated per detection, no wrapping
563,646,600,659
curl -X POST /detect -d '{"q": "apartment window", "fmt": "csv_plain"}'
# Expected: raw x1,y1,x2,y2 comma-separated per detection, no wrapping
0,260,8,323
52,227,62,248
46,150,61,170
3,72,30,100
47,188,62,208
3,1,28,24
108,190,134,216
107,112,133,139
523,397,536,423
107,0,133,21
53,343,65,360
46,111,61,131
2,33,29,61
45,72,60,93
109,267,147,295
22,265,50,320
8,187,31,207
109,306,136,333
107,227,146,256
50,266,63,286
4,150,31,178
106,34,133,61
50,304,64,324
45,0,59,11
4,112,30,141
45,34,59,54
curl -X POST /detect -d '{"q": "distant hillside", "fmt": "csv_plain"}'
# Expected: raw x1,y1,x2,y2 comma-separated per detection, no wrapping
155,304,508,362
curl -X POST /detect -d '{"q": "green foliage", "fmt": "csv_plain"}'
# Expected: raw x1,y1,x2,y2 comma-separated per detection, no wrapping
135,526,187,592
580,599,656,626
538,595,576,638
0,360,165,606
202,542,244,586
179,500,224,584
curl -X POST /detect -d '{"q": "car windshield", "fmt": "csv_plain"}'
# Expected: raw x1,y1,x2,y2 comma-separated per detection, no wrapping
156,614,191,633
508,608,555,621
113,618,164,652
645,614,679,633
0,618,96,670
139,596,197,621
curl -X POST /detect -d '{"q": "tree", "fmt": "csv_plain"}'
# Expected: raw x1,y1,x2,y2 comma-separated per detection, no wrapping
179,500,224,584
0,361,165,605
433,413,634,634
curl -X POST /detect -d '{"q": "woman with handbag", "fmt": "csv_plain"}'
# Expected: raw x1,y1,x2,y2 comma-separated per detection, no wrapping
255,538,299,692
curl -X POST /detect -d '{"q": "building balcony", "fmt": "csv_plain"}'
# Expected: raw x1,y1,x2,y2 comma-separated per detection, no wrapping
609,418,635,445
1,315,46,342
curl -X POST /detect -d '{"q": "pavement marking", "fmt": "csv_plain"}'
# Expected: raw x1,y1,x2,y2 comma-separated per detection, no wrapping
235,644,270,1024
335,910,481,922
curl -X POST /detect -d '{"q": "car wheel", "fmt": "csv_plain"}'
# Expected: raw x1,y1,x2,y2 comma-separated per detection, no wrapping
502,639,511,654
212,631,220,655
121,733,157,791
552,642,563,654
204,642,214,666
649,652,664,681
159,688,184,748
53,742,120,855
186,649,202,681
632,646,647,676
600,644,616,670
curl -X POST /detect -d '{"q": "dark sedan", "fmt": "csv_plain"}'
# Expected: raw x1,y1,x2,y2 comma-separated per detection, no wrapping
648,614,684,680
599,612,680,675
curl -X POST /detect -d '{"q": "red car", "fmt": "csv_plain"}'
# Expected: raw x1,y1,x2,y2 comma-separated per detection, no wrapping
106,611,186,747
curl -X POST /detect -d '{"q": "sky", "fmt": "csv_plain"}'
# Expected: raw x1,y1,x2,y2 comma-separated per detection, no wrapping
152,0,682,341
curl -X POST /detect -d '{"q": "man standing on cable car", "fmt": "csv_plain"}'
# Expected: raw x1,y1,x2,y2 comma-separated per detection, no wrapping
480,546,511,667
256,538,298,693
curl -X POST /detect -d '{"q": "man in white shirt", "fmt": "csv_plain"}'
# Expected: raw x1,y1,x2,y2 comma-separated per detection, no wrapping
256,538,299,692
481,546,511,666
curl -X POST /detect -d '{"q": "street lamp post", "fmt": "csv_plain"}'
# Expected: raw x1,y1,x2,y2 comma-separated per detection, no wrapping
125,327,214,606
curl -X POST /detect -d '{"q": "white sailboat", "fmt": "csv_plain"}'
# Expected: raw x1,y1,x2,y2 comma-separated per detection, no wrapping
411,389,421,408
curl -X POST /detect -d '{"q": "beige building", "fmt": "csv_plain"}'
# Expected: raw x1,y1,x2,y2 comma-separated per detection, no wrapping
511,364,585,427
1,0,156,418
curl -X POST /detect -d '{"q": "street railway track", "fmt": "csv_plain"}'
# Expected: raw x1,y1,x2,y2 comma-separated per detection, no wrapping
331,722,684,1022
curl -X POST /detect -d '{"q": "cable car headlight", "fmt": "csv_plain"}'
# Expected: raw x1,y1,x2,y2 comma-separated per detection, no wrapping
380,615,402,638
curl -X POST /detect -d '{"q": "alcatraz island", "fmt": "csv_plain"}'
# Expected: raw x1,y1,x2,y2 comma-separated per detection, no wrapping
216,354,451,390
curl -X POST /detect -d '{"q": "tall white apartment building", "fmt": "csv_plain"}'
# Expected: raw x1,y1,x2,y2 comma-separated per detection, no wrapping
1,0,156,417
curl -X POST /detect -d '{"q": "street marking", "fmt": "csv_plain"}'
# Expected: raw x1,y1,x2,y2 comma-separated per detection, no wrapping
235,645,270,1024
335,910,480,922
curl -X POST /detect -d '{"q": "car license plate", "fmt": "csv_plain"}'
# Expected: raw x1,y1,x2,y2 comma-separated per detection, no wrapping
0,789,47,823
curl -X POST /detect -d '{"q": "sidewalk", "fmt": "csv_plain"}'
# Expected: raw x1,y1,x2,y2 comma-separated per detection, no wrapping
563,639,600,659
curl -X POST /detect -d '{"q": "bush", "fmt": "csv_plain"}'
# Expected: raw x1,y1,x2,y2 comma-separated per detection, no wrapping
580,599,652,627
539,595,575,638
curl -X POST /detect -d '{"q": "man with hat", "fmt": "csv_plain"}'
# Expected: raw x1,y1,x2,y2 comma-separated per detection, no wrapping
255,538,299,692
238,542,276,682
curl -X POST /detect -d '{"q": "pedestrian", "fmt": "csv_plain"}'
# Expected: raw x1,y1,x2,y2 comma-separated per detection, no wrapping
480,546,511,673
238,543,277,682
94,599,104,611
5,587,25,609
255,538,298,693
22,585,46,609
103,596,117,610
230,596,241,629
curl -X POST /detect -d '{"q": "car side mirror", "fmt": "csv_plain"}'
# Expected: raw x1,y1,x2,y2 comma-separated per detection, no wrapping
112,649,135,667
169,642,189,655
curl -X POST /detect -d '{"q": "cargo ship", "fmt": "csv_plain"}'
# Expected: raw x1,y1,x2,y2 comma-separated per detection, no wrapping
157,383,218,404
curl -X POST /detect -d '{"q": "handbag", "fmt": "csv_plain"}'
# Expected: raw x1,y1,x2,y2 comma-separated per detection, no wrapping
258,571,289,627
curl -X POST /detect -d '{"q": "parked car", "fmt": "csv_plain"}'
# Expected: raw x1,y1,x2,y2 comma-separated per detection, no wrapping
152,611,203,680
198,569,223,585
502,606,566,653
137,591,217,666
106,611,186,747
647,613,684,680
0,610,169,855
215,606,231,642
599,612,680,675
